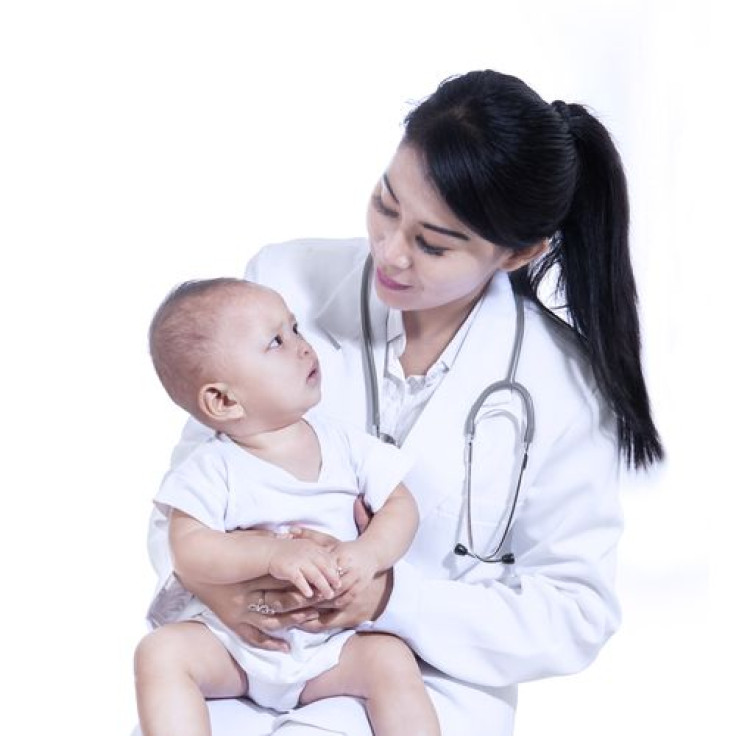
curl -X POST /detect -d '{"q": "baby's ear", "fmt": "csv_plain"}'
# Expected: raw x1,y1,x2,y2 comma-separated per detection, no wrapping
198,383,245,422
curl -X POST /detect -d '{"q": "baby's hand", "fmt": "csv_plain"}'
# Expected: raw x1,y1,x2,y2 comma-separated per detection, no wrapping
267,538,342,599
332,540,381,599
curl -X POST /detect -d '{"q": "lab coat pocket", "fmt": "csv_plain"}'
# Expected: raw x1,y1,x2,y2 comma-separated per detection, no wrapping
451,398,526,561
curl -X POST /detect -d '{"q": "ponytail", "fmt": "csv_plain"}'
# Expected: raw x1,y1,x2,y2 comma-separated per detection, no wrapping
405,71,664,469
517,102,664,468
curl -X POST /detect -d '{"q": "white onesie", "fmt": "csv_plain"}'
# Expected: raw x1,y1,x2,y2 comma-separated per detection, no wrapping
147,411,412,711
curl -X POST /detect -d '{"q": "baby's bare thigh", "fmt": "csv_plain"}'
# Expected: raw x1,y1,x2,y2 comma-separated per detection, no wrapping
300,632,420,704
135,621,248,698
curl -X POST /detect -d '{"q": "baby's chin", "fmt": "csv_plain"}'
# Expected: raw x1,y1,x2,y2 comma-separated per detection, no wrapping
304,389,322,413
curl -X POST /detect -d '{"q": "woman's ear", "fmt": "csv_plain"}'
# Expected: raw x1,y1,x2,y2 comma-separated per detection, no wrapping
198,383,245,422
500,239,549,273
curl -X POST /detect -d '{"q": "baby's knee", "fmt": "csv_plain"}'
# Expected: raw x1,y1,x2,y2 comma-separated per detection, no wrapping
133,624,190,679
134,628,166,678
355,633,420,680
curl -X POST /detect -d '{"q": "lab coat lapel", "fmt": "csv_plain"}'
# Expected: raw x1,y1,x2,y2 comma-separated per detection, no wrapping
313,256,388,431
401,273,518,516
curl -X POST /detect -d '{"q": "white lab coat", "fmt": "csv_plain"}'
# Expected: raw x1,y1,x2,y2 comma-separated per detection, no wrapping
145,237,622,736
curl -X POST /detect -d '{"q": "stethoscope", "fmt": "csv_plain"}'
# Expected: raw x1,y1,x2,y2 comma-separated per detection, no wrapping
360,255,535,565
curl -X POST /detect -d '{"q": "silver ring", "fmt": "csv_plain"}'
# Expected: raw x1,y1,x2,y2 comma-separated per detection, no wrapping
248,598,276,615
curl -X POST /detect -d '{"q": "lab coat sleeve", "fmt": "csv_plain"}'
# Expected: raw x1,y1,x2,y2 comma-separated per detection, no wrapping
374,398,623,687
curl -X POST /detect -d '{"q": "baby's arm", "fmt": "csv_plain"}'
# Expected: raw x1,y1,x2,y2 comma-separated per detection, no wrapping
169,509,342,598
333,484,418,595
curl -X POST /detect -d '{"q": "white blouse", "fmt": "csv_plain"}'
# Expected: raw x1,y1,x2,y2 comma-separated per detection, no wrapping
380,297,484,447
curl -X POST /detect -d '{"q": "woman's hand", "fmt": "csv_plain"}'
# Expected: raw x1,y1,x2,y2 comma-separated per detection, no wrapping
174,526,335,651
178,572,320,652
301,566,393,631
290,527,394,631
331,539,381,599
177,499,391,648
266,537,342,599
287,497,391,630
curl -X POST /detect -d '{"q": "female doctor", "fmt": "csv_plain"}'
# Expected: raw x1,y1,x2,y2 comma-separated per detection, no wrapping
145,69,663,736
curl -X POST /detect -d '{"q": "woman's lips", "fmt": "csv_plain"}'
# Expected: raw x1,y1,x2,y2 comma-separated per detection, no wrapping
376,267,411,291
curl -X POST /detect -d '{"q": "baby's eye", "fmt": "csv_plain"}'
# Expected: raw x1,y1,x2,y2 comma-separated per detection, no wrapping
268,335,283,349
292,323,300,335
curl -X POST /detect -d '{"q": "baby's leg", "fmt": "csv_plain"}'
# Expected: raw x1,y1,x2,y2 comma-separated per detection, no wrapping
300,632,440,736
134,621,248,736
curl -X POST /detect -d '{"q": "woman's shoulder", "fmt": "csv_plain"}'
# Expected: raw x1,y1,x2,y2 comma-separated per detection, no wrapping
245,237,368,318
521,299,603,414
247,237,368,283
519,300,620,481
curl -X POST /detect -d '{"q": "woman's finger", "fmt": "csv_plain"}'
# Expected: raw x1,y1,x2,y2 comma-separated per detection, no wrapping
295,569,392,632
262,585,314,613
231,622,290,652
297,608,346,633
333,568,359,597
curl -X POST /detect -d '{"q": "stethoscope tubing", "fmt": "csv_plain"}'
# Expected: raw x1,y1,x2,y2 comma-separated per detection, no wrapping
359,254,534,564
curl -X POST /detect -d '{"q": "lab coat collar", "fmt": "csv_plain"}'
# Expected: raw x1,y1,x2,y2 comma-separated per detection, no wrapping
313,254,376,347
385,294,486,379
313,257,520,516
313,253,389,430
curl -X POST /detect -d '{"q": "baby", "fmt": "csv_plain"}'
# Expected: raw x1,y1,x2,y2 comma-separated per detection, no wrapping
134,278,440,736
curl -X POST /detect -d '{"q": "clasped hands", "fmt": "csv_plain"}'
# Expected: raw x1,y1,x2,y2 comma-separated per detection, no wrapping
177,500,392,652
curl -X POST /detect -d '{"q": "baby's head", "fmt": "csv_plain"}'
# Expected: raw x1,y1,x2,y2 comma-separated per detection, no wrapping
149,278,321,433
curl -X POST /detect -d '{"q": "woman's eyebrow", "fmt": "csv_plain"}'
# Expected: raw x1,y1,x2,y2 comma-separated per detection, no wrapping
382,174,400,203
422,222,469,241
383,173,470,241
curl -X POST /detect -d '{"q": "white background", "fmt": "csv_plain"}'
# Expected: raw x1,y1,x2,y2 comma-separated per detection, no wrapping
0,1,729,734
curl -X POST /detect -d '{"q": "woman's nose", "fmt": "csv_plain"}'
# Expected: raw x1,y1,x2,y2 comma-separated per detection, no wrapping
380,230,412,269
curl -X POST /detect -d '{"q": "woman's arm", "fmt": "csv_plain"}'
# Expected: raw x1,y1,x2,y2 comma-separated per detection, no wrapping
372,403,622,687
293,399,621,691
177,498,393,647
175,573,322,653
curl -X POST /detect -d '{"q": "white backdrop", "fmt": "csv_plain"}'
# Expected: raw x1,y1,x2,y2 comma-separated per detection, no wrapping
0,1,728,734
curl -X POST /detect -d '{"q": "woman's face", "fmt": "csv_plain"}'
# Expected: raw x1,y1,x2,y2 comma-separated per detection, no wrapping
366,144,519,314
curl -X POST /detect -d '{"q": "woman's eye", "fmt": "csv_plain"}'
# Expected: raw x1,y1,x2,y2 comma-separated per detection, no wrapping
268,335,283,349
371,194,398,219
417,235,447,257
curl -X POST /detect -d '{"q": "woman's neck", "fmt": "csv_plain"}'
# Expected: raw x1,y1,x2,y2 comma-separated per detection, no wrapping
400,289,484,377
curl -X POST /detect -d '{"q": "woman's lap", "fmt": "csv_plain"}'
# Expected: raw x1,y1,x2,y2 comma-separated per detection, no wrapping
132,664,517,736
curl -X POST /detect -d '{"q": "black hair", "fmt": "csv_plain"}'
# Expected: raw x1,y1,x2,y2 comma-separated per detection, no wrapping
404,70,663,469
